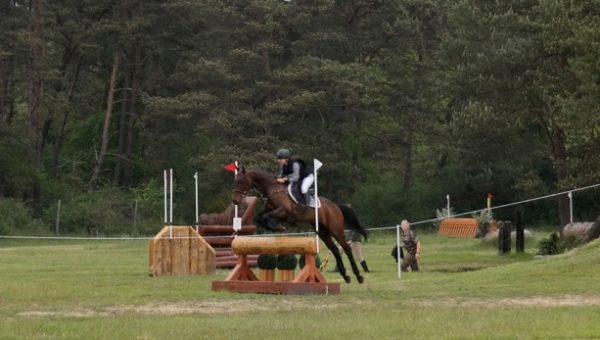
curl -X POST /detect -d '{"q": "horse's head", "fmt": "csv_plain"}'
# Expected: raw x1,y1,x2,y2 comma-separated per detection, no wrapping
231,167,253,205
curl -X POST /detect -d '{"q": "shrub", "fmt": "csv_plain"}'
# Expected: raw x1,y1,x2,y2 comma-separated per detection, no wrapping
0,199,49,236
537,232,561,255
276,255,298,270
257,255,277,270
536,233,579,255
42,188,137,235
473,209,494,238
298,254,321,269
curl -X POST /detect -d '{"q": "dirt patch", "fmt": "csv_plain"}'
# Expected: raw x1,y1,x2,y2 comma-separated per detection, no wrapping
415,295,600,308
430,266,485,273
18,298,346,318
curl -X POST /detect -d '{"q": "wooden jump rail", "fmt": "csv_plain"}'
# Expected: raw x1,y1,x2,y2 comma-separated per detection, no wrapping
212,236,340,295
438,218,479,238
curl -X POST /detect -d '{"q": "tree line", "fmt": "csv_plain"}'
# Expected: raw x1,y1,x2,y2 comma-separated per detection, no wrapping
1,0,598,235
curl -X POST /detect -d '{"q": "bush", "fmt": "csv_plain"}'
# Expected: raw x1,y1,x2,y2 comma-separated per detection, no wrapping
536,232,579,255
298,254,321,269
257,255,277,269
537,232,560,255
276,255,297,270
0,199,47,235
42,188,139,235
473,209,494,238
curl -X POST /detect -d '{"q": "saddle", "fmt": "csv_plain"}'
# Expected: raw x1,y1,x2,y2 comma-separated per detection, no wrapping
286,184,320,208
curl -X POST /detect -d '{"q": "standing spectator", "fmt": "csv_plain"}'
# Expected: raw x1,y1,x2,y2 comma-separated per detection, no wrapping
399,219,421,272
330,229,370,273
346,229,370,272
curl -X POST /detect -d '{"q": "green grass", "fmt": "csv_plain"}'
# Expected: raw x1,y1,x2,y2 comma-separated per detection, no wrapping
1,231,600,339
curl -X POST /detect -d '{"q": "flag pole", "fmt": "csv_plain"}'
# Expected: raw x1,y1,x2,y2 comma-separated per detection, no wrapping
232,161,242,233
313,159,323,253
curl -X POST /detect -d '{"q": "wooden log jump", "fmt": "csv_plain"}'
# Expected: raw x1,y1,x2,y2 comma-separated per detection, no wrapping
212,236,340,295
438,218,479,238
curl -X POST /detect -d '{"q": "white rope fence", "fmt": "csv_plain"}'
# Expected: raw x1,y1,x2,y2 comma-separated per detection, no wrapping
1,183,598,240
374,182,600,231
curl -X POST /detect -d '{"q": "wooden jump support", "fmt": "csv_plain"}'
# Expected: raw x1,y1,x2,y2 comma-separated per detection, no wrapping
149,226,216,276
438,218,479,238
212,236,340,295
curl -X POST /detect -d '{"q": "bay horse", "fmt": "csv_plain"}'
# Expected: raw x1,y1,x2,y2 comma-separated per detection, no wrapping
231,168,368,284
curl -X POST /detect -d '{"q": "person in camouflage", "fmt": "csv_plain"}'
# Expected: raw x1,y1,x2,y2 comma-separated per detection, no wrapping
330,228,370,273
400,219,421,272
346,229,370,272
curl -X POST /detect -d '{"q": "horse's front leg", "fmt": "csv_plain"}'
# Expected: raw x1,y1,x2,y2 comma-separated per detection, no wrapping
263,205,290,221
256,207,287,232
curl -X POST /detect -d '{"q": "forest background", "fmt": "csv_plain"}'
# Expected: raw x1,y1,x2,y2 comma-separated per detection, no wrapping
1,0,599,236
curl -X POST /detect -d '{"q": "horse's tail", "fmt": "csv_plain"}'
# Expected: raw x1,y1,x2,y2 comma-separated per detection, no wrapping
337,204,369,241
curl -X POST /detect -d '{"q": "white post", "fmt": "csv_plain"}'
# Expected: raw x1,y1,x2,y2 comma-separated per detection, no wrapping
194,172,199,233
55,199,61,235
446,194,450,218
163,170,168,225
396,224,401,279
169,168,173,238
314,159,323,253
232,161,242,233
568,191,573,225
133,199,138,232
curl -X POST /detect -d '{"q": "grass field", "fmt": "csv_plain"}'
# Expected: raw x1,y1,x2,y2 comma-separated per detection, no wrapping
1,230,600,339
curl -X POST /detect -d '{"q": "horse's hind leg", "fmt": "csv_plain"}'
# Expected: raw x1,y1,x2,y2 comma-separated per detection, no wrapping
335,234,364,284
319,229,351,283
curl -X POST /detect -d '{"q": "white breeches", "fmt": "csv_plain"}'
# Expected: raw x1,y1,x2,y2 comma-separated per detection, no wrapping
301,174,314,193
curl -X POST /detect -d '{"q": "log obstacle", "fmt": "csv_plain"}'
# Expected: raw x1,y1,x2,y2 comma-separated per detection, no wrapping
212,236,340,295
199,197,259,268
438,218,479,238
148,226,216,276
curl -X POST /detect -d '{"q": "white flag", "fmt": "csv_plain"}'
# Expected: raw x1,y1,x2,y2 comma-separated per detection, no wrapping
314,159,323,171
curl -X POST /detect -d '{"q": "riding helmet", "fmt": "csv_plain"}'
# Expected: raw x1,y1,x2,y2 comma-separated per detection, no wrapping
276,149,291,159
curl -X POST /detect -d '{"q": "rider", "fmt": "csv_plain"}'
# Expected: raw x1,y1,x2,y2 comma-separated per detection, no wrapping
275,149,314,205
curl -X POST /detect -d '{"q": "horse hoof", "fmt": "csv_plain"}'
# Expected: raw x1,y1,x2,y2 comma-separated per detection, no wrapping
343,275,351,283
357,275,364,284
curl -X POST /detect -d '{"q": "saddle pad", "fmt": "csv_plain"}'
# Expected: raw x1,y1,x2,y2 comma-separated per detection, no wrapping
287,184,321,208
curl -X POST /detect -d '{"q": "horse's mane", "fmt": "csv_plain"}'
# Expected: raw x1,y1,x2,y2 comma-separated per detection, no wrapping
243,169,278,181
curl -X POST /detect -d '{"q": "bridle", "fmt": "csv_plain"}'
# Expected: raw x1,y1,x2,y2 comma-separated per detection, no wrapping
233,188,247,195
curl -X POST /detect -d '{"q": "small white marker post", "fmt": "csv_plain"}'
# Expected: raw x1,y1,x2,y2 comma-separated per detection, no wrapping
169,168,173,238
396,224,401,279
313,159,323,253
446,194,451,218
163,170,168,227
194,172,199,233
568,191,573,225
232,161,242,234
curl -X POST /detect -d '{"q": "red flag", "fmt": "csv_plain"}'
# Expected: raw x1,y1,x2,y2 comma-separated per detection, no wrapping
224,162,237,173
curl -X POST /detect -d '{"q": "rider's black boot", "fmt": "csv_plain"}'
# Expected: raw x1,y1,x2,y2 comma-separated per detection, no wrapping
303,193,311,206
298,193,306,205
